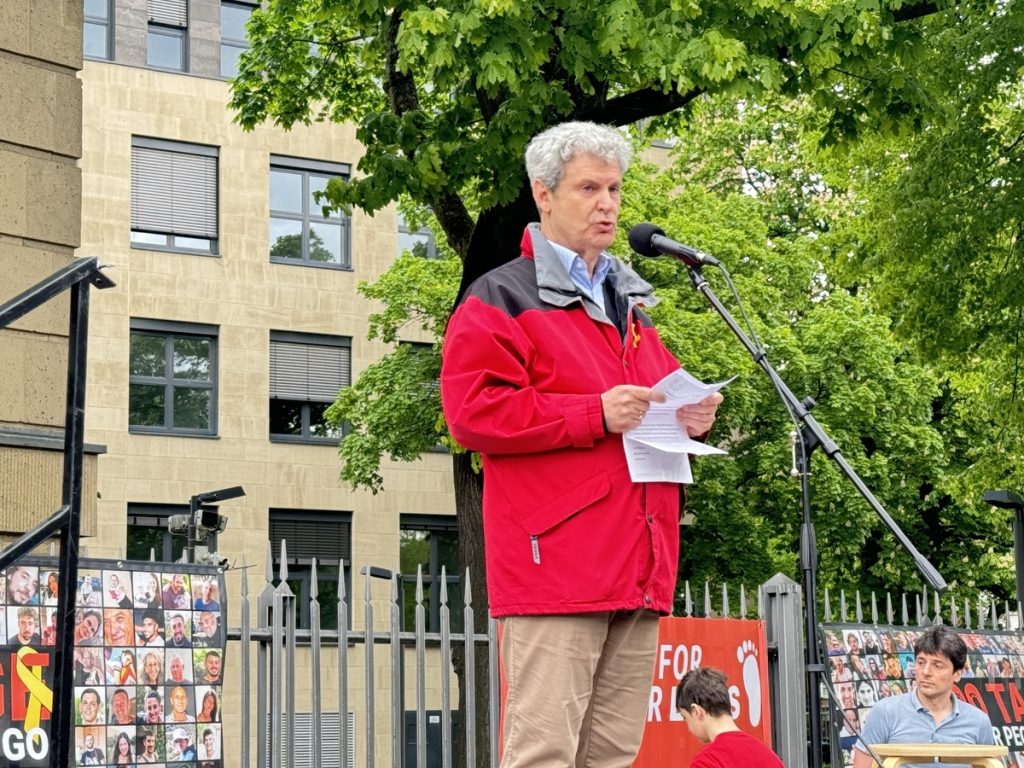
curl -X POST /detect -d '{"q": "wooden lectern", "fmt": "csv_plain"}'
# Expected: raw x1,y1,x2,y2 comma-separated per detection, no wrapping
868,743,1008,768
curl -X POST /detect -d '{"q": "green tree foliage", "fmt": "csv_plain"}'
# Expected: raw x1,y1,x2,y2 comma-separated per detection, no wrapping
827,6,1024,357
812,1,1024,600
324,247,462,492
649,90,1021,603
618,155,948,598
231,0,951,275
231,0,1022,609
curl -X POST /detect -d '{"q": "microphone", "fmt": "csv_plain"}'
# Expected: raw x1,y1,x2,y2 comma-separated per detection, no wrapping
627,223,720,268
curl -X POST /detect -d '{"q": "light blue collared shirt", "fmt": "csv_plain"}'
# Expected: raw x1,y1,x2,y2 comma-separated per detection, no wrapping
548,241,612,315
856,688,995,767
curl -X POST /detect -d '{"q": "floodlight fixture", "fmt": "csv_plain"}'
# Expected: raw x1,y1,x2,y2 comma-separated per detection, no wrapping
194,485,246,505
175,485,246,563
983,489,1024,510
984,488,1024,616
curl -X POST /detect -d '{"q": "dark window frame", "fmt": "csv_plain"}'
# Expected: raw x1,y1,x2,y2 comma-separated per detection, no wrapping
220,0,256,78
146,0,189,71
84,0,114,60
129,318,219,436
131,137,219,255
269,155,352,271
146,22,188,71
397,212,438,259
269,509,352,630
269,330,351,445
399,514,462,633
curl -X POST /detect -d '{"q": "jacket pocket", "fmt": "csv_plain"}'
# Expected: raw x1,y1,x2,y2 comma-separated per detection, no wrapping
518,472,611,564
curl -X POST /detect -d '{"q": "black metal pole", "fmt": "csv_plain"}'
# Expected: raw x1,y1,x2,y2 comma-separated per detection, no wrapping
1015,509,1024,611
52,279,91,768
0,257,112,768
0,506,70,570
682,264,947,768
797,431,825,766
184,494,199,563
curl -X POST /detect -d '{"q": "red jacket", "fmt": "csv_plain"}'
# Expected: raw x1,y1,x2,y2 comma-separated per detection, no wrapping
441,225,684,617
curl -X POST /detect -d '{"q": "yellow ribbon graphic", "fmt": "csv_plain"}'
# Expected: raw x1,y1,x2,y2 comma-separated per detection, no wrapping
16,646,53,740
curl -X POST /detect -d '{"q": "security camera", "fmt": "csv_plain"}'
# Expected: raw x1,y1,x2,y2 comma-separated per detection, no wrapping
194,548,229,568
195,507,229,533
167,514,191,535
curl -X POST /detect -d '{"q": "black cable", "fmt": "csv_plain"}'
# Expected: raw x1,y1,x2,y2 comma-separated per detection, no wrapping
819,672,886,767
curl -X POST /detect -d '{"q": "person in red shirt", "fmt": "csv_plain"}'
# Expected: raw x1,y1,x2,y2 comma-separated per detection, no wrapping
676,667,783,768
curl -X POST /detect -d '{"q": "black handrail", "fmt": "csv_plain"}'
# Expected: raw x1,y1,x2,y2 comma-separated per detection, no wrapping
0,256,114,768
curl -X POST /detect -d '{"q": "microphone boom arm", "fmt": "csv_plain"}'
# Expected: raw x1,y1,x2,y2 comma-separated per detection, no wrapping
683,264,945,768
687,266,946,591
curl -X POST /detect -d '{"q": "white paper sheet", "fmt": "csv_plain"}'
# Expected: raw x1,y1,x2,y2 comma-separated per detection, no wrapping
622,368,734,483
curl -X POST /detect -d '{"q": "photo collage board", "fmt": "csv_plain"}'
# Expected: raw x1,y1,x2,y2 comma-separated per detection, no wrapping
0,553,227,768
823,623,1024,768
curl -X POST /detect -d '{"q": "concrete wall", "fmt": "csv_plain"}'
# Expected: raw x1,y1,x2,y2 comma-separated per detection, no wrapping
0,0,100,536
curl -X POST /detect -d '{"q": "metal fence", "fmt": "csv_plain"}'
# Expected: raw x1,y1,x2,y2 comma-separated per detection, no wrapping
222,551,815,768
226,545,501,768
820,585,1022,630
218,551,1024,768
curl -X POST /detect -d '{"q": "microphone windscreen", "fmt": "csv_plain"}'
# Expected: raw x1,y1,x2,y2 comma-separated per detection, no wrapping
627,222,665,257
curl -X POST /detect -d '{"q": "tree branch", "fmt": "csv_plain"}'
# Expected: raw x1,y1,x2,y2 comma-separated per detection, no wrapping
434,191,476,261
581,85,705,125
892,2,945,23
384,8,474,259
385,8,418,116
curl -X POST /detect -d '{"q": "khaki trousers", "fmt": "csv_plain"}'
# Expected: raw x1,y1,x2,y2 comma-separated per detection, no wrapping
498,610,660,768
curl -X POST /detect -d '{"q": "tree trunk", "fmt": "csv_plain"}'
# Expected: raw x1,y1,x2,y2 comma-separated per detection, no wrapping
450,451,491,768
454,182,537,305
447,184,535,768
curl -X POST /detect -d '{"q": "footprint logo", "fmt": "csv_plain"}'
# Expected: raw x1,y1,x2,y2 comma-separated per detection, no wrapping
737,640,762,727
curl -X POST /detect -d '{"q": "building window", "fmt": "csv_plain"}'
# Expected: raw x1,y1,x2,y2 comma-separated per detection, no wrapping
270,156,352,269
269,332,350,443
269,510,352,630
400,515,462,633
131,137,219,254
221,1,255,78
397,212,437,259
129,319,218,435
84,0,113,60
147,0,188,71
127,503,220,562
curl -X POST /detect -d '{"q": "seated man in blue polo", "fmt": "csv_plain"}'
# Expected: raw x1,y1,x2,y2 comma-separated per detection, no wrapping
853,625,995,768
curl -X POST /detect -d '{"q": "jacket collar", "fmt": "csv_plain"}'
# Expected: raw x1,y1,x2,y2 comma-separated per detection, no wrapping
521,224,660,314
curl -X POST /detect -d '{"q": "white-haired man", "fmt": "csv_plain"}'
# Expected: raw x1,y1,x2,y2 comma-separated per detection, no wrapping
441,121,722,768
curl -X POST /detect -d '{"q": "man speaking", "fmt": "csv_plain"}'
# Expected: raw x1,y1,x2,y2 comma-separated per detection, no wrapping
441,121,722,768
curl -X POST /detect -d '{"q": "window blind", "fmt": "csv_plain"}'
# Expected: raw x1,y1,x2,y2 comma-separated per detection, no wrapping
149,0,187,26
269,339,351,402
131,144,217,239
269,516,351,563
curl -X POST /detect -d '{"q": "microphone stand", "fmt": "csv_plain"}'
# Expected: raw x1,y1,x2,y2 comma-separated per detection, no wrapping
683,265,947,768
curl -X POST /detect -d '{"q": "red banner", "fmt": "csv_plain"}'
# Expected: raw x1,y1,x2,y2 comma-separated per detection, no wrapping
633,617,773,767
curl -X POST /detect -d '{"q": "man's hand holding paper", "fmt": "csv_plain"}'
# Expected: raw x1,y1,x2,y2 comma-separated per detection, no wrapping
677,392,723,438
621,368,732,483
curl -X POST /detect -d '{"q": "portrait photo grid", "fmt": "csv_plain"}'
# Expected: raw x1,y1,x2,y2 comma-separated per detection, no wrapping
824,624,1024,768
63,564,227,767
